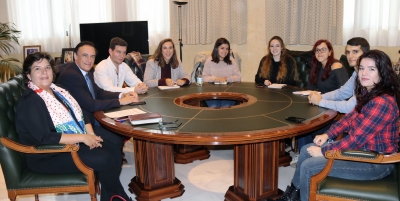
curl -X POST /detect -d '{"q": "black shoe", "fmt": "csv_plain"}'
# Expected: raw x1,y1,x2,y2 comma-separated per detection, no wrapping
275,184,300,201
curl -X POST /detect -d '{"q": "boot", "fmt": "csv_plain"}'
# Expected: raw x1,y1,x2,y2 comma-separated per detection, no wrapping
275,183,300,201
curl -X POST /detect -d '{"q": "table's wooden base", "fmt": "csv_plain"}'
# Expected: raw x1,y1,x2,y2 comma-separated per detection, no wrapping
225,141,281,200
130,139,185,201
174,145,210,164
129,176,184,201
225,186,284,201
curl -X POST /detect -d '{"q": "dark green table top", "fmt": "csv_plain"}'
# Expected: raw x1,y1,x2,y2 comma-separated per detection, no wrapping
98,82,337,145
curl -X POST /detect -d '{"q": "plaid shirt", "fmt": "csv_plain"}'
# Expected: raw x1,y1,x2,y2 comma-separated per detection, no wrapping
322,94,399,155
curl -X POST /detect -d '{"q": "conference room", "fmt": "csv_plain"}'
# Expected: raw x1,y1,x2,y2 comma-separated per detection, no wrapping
1,0,400,201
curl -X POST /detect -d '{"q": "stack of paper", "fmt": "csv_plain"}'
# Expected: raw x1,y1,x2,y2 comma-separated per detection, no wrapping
214,81,228,85
292,90,321,96
158,85,180,90
268,84,286,89
104,108,146,118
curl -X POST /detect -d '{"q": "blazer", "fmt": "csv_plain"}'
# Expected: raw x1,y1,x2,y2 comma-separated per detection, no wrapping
143,59,191,87
56,62,121,125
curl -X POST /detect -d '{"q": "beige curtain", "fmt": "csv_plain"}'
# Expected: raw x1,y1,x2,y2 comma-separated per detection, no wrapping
265,0,343,45
170,0,247,45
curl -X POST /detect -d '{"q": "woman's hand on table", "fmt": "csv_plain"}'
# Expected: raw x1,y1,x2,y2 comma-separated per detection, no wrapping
264,80,271,86
166,78,174,86
176,79,186,86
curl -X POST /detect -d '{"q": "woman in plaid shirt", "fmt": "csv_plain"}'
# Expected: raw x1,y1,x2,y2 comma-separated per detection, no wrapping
276,50,400,201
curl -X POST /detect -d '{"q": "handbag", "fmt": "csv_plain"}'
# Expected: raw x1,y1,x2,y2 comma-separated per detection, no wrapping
110,195,128,201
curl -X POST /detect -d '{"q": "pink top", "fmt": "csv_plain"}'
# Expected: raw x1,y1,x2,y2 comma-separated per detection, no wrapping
202,56,241,83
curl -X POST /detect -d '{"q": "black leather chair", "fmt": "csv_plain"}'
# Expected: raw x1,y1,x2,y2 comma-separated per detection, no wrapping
310,150,400,201
0,75,97,201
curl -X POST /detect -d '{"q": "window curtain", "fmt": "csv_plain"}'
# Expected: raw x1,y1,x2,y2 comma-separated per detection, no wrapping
170,0,247,45
343,0,400,46
3,0,169,54
265,0,343,45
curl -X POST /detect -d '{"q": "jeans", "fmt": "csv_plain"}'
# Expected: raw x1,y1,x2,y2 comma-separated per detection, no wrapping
291,142,394,201
297,120,336,150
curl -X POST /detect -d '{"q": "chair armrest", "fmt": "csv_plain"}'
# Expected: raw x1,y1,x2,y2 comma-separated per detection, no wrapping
0,137,96,192
309,150,400,200
325,150,400,164
0,137,79,153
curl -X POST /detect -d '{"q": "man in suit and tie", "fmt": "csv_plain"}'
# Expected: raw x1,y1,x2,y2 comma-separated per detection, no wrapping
57,41,138,168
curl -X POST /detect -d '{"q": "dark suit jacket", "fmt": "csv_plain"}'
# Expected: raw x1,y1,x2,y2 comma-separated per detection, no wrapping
56,62,123,145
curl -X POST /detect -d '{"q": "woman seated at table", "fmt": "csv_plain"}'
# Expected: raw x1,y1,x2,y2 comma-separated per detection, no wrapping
295,39,351,152
202,37,241,108
203,37,241,84
255,36,298,86
276,50,400,201
144,38,190,87
15,52,130,201
308,39,349,93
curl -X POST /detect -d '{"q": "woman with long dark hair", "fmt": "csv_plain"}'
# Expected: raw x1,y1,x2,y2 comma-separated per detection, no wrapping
276,50,400,201
202,37,241,84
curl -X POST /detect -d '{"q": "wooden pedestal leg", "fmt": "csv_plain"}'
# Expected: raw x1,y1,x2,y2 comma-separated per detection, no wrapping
129,139,185,201
225,141,282,201
174,145,210,164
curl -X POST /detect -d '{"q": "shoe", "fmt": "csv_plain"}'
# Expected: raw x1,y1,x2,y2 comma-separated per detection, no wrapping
290,153,299,167
275,184,300,201
285,144,293,153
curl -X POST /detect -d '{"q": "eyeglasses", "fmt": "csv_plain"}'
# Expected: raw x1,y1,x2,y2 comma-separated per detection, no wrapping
314,48,328,54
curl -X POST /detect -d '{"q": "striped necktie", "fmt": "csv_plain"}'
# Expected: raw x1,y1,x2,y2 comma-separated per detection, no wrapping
84,73,96,99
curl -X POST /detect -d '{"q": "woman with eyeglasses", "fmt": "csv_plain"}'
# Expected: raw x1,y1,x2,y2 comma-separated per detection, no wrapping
255,36,298,86
308,39,349,93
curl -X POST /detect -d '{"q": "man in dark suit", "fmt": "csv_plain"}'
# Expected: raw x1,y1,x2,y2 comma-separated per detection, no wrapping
57,41,138,168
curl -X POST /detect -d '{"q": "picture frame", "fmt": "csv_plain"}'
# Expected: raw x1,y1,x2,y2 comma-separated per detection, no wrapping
23,45,41,58
61,48,75,64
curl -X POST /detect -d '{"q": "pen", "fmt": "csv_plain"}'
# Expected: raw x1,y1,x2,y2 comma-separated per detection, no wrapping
114,117,129,123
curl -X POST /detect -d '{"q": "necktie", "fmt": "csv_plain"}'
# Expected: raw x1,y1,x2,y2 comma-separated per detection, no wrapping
84,73,96,99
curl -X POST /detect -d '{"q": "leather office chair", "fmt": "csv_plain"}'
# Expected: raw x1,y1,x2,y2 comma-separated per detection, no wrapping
310,150,400,201
0,75,98,201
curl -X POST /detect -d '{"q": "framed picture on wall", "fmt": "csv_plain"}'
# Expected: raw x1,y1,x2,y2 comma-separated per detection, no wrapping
61,48,75,64
23,45,41,58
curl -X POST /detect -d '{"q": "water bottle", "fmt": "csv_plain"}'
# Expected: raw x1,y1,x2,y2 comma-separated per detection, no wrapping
196,67,203,86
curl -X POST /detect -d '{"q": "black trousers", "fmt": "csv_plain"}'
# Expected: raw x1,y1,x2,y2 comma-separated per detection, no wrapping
27,139,128,201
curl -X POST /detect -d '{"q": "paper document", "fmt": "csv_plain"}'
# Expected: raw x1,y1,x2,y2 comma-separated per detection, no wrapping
104,108,146,118
158,85,180,90
214,82,228,85
292,90,321,96
268,84,286,89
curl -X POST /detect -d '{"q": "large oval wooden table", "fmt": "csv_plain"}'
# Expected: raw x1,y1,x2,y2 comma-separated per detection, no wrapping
95,82,337,201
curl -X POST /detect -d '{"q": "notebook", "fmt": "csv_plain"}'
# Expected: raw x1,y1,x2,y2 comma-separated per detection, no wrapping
128,112,162,125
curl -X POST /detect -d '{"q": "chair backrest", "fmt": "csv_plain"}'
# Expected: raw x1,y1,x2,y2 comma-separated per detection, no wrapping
191,51,242,83
287,50,313,89
0,74,27,189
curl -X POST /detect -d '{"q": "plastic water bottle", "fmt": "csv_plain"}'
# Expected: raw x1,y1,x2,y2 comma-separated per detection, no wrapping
196,67,203,86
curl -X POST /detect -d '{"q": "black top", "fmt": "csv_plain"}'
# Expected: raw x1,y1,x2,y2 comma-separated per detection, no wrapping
255,55,297,86
307,66,349,94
